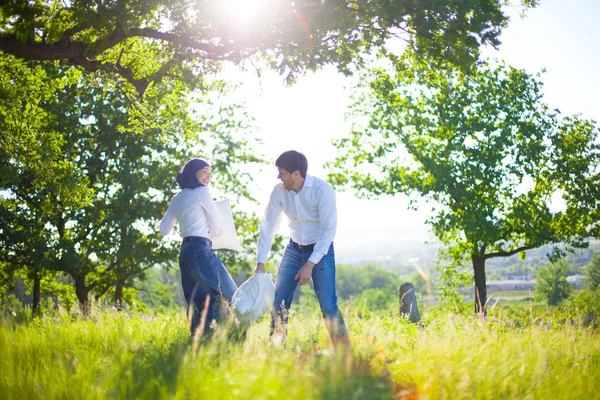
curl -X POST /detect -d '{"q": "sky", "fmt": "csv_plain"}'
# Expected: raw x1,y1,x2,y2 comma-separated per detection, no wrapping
218,0,600,264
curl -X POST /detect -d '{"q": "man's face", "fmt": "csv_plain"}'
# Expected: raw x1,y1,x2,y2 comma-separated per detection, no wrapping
278,167,298,190
196,166,212,186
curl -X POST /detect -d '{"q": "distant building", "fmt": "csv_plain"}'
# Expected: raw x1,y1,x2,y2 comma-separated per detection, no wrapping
567,275,585,288
501,274,530,281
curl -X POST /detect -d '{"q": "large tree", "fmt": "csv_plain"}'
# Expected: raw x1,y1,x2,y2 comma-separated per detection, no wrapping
328,54,600,313
0,54,265,311
0,0,537,96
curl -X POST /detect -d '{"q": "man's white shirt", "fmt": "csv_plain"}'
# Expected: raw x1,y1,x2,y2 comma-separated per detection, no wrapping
257,174,337,265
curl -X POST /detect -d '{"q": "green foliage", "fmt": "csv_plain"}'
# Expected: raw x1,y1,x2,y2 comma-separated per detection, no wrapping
134,266,186,313
535,259,573,306
336,264,401,312
336,264,399,300
564,287,600,324
583,255,600,291
0,55,92,308
296,264,401,315
435,246,473,314
328,53,600,311
24,273,78,313
0,54,266,308
353,287,396,313
0,0,533,96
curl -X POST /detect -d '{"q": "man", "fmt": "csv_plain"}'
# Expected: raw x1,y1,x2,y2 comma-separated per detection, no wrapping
254,150,348,341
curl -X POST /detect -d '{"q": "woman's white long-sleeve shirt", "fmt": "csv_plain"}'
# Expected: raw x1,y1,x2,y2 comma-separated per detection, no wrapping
257,174,337,265
160,186,222,238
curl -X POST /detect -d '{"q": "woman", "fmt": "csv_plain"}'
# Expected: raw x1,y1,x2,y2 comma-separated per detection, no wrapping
159,158,238,336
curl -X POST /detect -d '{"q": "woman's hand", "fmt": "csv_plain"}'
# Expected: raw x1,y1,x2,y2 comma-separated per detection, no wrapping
253,263,266,275
155,219,176,235
209,229,223,238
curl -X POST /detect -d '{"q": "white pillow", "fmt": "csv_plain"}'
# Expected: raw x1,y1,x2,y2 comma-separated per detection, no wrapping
231,273,275,324
211,199,243,252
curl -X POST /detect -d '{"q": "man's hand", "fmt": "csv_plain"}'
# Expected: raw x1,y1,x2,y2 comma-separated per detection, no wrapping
295,261,315,285
254,262,266,275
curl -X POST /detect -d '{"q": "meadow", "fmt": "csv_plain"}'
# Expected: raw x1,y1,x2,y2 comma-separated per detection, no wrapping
1,301,599,400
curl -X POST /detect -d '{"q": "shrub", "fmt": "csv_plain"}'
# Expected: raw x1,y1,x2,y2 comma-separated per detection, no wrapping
583,255,600,291
535,259,573,306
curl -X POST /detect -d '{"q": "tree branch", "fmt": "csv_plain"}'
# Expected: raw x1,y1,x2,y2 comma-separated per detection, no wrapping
94,284,112,301
0,25,228,96
485,245,531,260
127,28,220,55
0,33,89,61
69,55,149,97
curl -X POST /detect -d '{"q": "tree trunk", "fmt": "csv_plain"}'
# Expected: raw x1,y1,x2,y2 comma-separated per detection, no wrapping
472,254,487,315
32,275,41,318
74,276,91,315
114,280,124,311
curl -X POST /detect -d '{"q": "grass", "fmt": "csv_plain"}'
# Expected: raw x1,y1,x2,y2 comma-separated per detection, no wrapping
1,304,599,399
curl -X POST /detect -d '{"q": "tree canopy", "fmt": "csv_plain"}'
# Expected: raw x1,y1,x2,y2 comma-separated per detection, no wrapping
0,53,265,311
328,53,600,312
0,0,535,96
0,0,544,313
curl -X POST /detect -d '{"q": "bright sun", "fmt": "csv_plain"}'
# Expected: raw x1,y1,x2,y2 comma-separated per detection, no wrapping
214,0,269,31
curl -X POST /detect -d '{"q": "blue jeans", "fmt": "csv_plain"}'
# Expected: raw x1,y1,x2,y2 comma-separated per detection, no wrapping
179,240,238,335
272,241,348,339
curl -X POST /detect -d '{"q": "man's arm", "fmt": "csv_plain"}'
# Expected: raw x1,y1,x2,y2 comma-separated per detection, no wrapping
308,184,337,265
254,187,283,274
296,184,337,285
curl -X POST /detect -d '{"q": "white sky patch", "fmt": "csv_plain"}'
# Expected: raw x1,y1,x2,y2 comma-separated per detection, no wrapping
549,189,567,214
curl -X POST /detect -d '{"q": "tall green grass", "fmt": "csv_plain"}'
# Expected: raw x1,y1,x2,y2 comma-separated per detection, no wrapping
1,305,598,399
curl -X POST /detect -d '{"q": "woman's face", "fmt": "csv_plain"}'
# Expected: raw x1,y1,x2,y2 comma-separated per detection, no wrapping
196,166,212,186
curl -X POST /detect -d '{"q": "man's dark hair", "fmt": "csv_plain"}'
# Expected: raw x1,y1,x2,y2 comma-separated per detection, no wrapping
276,150,308,178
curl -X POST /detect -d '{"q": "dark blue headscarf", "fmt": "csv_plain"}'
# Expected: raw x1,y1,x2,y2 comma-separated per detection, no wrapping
176,158,210,189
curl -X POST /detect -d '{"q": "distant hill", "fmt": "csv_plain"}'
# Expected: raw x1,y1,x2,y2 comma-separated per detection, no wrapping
339,238,599,278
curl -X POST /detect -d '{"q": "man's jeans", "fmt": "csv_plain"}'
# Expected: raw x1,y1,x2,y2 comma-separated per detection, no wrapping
179,241,238,336
272,241,348,339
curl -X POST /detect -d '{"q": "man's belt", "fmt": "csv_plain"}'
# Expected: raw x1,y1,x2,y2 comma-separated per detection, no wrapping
289,239,315,252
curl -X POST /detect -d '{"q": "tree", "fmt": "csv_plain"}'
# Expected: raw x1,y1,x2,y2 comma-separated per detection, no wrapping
583,255,600,291
535,259,573,306
0,0,537,96
336,264,399,300
0,54,91,315
0,54,265,311
328,54,600,313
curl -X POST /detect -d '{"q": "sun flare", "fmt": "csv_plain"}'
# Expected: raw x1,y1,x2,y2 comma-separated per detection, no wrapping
215,0,269,30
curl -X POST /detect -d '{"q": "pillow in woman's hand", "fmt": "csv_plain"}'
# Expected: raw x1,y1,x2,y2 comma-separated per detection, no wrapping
211,199,243,252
